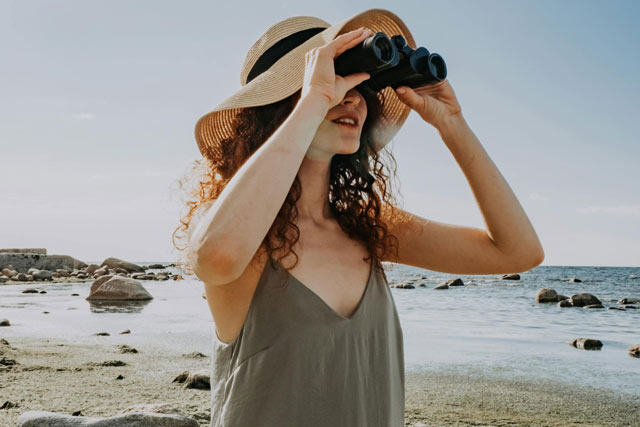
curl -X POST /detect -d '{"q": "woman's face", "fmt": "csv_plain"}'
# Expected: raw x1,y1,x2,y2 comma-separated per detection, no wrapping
309,88,368,158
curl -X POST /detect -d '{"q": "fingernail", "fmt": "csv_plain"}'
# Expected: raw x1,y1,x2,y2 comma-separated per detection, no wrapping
396,88,406,94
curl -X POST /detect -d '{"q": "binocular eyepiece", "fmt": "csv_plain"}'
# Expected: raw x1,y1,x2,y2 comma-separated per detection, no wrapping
334,32,447,94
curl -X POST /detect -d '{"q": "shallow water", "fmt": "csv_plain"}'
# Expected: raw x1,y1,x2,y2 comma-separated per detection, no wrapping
1,263,639,396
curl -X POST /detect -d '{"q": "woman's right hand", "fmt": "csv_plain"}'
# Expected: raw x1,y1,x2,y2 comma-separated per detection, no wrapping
301,27,373,110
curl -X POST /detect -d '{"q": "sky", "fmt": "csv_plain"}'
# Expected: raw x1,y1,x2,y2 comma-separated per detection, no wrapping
1,0,638,267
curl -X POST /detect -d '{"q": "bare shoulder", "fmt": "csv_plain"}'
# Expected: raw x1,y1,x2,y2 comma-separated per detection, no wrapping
202,243,269,345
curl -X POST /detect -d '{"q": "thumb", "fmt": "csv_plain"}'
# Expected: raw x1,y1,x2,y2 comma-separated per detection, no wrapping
395,86,424,110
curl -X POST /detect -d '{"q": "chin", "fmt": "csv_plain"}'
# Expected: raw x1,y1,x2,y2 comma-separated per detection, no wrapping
336,140,360,155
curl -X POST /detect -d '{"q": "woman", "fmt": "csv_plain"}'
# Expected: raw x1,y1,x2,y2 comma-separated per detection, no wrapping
173,9,544,427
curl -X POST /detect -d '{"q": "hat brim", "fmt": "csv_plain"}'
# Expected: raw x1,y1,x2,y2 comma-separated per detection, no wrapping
195,8,415,159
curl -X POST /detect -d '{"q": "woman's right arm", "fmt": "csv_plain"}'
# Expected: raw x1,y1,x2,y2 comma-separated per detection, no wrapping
188,97,329,286
189,27,374,286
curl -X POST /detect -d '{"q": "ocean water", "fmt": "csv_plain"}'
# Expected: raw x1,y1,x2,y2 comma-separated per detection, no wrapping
1,263,639,397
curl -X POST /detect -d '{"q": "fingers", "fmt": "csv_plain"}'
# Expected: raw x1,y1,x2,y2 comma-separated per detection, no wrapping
323,27,373,58
395,85,428,113
343,72,371,92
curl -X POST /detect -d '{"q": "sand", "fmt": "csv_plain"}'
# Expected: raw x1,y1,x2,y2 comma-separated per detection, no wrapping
1,336,638,426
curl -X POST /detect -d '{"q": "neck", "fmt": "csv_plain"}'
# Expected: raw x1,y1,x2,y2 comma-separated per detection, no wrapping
295,155,334,224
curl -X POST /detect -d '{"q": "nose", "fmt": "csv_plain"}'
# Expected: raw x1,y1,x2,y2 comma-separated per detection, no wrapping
340,89,362,107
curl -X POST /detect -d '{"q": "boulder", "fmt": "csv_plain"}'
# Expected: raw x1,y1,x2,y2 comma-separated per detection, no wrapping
86,276,152,301
121,402,181,415
85,264,101,275
32,269,54,281
569,293,601,307
536,288,558,303
146,264,165,269
100,257,145,273
89,275,115,295
0,253,87,273
16,410,199,426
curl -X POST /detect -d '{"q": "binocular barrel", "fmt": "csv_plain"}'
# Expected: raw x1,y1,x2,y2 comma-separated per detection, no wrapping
334,32,447,94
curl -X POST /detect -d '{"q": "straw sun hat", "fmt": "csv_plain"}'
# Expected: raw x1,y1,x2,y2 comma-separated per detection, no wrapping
194,8,416,160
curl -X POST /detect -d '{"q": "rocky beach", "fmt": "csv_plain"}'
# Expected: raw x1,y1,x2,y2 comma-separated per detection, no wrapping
1,248,639,426
2,336,639,426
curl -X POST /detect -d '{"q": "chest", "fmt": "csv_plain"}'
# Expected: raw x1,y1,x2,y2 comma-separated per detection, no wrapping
276,227,372,320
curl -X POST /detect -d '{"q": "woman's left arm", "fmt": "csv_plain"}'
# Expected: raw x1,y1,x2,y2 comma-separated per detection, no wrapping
393,81,545,268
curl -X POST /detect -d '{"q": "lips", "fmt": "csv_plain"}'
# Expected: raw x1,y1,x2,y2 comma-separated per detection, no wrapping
331,112,360,128
332,120,358,129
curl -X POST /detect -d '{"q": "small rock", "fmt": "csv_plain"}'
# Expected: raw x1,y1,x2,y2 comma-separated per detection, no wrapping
183,351,208,358
1,400,18,409
88,360,127,367
570,338,603,350
173,369,210,390
393,282,415,289
618,297,640,304
445,278,464,287
0,357,18,366
116,344,138,354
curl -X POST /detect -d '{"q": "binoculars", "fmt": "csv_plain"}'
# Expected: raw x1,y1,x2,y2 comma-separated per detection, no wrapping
334,32,447,94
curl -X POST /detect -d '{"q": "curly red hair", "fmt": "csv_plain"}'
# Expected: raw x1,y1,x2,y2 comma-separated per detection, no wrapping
172,87,404,279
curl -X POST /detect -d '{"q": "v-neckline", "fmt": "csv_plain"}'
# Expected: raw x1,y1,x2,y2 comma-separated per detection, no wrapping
273,257,375,322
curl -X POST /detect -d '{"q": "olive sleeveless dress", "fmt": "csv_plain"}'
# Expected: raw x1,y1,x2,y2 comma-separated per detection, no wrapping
209,256,405,426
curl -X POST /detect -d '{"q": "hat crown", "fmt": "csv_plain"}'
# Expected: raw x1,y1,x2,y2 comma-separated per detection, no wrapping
240,16,330,86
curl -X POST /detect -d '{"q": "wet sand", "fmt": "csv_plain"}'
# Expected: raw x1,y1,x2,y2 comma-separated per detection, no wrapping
1,336,638,426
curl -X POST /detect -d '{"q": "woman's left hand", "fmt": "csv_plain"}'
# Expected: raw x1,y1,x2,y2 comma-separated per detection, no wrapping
394,79,462,130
